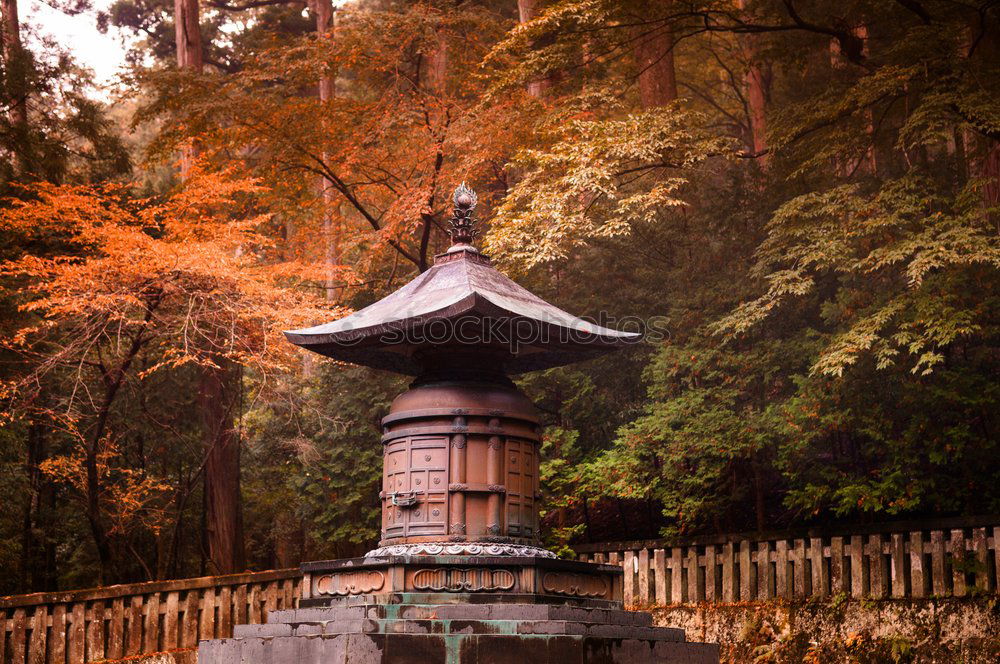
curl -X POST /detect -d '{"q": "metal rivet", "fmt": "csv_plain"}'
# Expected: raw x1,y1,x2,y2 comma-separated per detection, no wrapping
415,478,421,485
425,454,431,461
433,477,441,484
432,509,440,517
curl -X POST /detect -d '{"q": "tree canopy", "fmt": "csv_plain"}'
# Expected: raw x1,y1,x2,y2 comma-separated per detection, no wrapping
1,0,998,592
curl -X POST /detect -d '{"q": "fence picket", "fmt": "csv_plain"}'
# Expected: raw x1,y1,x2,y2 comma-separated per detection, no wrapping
28,604,47,664
792,539,805,598
973,528,989,592
721,542,734,602
163,592,179,650
126,596,143,656
756,542,771,599
891,534,906,598
143,593,159,654
107,597,124,659
86,601,104,662
637,549,650,605
850,536,865,597
264,582,278,615
775,540,789,599
653,549,667,605
829,537,845,595
49,604,66,664
869,535,885,598
68,603,83,664
0,610,6,664
687,547,699,602
931,530,946,595
218,586,232,639
810,537,825,597
248,585,261,625
951,529,967,597
671,548,683,603
11,608,26,664
704,545,717,602
200,587,216,641
910,532,925,598
181,591,199,647
994,527,1000,596
739,540,751,601
622,551,635,606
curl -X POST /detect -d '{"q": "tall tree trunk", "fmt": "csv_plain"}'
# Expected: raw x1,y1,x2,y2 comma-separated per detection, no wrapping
751,457,767,532
174,0,202,177
2,0,29,174
736,0,769,166
200,358,246,574
173,0,245,574
518,0,551,98
312,0,340,302
631,3,678,108
20,420,56,592
829,25,876,176
968,19,1000,223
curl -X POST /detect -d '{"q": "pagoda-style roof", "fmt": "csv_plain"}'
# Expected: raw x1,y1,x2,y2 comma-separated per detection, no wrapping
284,185,640,376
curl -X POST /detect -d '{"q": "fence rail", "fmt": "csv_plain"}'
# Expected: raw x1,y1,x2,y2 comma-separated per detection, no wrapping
0,569,300,664
574,521,1000,606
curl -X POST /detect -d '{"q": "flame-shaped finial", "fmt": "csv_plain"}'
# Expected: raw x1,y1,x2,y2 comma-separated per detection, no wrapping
449,182,478,246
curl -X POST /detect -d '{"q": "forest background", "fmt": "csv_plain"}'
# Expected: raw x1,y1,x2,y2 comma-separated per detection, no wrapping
1,0,998,594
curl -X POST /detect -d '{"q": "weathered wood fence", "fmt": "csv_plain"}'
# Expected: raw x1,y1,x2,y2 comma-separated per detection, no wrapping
0,569,300,664
573,517,1000,606
3,518,999,662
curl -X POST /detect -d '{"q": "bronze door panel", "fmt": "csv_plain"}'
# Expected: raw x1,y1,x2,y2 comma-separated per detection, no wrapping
505,438,536,537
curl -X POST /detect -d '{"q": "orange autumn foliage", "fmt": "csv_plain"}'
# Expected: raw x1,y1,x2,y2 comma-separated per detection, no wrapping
0,164,339,557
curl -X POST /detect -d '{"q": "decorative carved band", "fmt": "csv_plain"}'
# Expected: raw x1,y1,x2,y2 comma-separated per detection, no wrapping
315,570,386,596
541,572,609,598
448,483,506,493
366,542,557,558
412,567,515,592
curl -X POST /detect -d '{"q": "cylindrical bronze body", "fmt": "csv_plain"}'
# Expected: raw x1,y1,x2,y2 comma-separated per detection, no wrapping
376,381,541,550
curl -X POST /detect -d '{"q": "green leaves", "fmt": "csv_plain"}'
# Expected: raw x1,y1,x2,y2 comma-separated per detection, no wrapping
487,102,735,269
714,175,1000,376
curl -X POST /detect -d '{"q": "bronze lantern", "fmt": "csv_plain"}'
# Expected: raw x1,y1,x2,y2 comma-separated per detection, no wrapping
285,184,639,560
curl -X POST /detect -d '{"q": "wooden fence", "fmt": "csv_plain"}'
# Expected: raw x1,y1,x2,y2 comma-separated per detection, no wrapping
0,569,300,664
3,518,999,662
573,517,1000,606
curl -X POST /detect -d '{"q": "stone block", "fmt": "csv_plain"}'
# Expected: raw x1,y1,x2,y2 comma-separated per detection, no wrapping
232,623,291,638
198,600,718,663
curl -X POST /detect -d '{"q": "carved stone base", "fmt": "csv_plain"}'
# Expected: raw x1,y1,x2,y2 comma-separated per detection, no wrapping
197,557,720,663
300,556,621,604
198,598,720,664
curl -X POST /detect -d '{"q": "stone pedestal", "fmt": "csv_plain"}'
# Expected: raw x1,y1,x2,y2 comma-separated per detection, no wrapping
197,556,720,663
300,556,623,605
